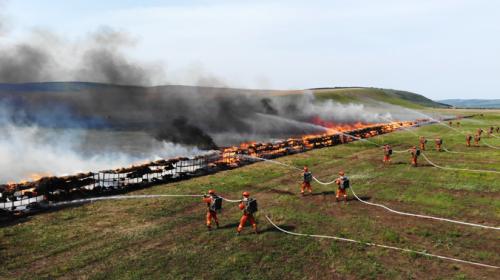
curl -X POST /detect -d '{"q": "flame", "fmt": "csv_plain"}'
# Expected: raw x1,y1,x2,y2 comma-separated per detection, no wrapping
3,120,419,191
29,173,52,182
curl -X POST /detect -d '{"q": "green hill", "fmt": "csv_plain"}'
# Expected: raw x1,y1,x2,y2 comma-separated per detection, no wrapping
311,87,450,109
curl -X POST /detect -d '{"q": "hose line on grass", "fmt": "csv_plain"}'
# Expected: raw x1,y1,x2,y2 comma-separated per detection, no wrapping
51,194,242,207
442,147,468,154
246,155,500,230
421,153,500,174
45,193,500,269
348,186,500,230
265,215,499,269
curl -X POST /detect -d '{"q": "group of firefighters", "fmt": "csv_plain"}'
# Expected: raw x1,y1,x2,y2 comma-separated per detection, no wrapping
202,167,350,234
202,124,498,234
202,190,258,234
381,126,499,167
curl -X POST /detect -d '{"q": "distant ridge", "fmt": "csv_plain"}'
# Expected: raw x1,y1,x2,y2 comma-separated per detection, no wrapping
439,99,500,109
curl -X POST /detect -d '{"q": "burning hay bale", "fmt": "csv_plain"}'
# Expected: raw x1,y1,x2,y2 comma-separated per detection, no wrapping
1,120,419,210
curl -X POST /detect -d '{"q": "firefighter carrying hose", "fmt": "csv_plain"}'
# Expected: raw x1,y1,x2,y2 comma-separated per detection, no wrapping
466,134,472,147
237,192,258,235
488,126,494,137
419,136,427,151
477,128,484,136
435,138,443,152
474,134,481,146
382,144,392,163
301,166,313,195
203,189,222,230
496,127,499,133
335,171,349,203
409,146,420,166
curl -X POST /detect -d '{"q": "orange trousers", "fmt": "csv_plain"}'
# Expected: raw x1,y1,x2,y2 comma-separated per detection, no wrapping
466,141,471,147
383,155,391,163
436,144,441,151
411,157,418,166
420,144,425,151
301,182,312,194
336,188,347,200
238,213,257,232
206,210,219,227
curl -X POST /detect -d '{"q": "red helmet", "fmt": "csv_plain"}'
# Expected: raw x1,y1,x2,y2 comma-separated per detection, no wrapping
303,166,308,171
208,189,215,194
338,170,345,176
242,191,250,197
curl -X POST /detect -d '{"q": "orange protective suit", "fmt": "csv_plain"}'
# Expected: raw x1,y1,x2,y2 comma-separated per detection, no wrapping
335,173,348,202
237,197,257,234
474,134,481,146
203,196,219,229
466,135,472,147
409,147,419,166
382,145,391,163
419,137,426,151
435,138,442,151
301,168,313,194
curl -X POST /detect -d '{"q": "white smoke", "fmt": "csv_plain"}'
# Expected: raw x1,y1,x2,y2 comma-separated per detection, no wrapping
0,123,203,182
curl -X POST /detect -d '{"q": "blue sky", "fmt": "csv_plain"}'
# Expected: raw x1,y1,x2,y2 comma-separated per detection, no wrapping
1,0,499,99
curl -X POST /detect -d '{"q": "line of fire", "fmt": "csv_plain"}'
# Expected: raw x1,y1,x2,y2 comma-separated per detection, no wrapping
0,120,426,214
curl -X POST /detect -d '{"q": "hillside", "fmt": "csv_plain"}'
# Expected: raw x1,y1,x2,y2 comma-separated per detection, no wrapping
1,113,498,279
311,87,450,109
0,82,446,109
439,99,500,109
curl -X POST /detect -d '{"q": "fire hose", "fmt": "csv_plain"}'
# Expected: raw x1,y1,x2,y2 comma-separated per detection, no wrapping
52,194,241,207
421,153,500,174
45,192,500,269
244,155,500,230
264,215,499,269
442,147,468,154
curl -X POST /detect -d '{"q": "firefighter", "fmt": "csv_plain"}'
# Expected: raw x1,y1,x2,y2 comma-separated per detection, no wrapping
203,189,222,230
301,166,313,195
382,144,392,163
419,136,427,151
488,126,494,137
496,127,499,133
474,134,481,146
435,138,443,152
466,134,472,147
477,128,484,136
409,146,420,166
456,121,460,127
237,192,258,235
448,121,453,127
335,171,349,203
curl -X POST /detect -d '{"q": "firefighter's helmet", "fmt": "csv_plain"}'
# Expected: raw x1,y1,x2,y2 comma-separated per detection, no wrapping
242,191,250,197
338,170,345,176
208,189,215,194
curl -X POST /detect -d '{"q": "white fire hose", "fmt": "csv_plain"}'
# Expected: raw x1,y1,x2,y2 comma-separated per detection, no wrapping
245,155,500,229
47,192,500,269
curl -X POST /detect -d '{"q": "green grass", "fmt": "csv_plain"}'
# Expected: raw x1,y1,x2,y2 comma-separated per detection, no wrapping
312,87,447,109
0,112,499,279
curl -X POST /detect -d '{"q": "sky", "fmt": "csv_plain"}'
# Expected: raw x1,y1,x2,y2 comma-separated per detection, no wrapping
1,0,499,99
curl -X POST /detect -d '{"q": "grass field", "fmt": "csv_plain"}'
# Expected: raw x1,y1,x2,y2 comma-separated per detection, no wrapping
1,111,499,279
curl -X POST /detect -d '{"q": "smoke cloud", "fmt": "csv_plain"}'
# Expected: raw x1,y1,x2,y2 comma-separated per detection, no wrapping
0,6,422,182
0,25,162,86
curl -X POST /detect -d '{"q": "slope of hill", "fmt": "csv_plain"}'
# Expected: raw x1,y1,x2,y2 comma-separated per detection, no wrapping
312,87,450,109
0,82,446,109
439,99,500,108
